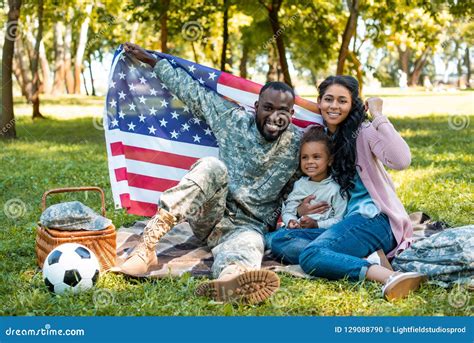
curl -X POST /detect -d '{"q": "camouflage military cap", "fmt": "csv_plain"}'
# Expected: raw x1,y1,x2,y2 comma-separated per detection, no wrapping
40,201,112,231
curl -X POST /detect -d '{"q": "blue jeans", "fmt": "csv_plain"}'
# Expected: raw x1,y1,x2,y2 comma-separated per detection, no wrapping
266,213,396,281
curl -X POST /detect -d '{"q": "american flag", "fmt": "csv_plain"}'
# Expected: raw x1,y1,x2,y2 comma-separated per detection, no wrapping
104,46,323,217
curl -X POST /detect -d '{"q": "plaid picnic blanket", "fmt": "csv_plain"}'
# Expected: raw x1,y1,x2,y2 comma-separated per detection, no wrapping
114,221,309,279
113,212,447,279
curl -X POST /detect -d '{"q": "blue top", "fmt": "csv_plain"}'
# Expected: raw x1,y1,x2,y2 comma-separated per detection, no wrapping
345,173,380,218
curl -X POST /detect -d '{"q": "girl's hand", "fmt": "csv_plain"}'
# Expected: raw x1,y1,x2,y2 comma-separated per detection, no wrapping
297,195,329,217
299,216,318,228
365,97,383,118
288,219,300,229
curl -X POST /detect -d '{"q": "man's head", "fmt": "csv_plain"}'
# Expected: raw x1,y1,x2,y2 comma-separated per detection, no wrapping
255,82,295,142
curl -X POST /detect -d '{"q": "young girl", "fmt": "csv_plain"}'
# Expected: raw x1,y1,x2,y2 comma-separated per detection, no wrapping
281,126,347,230
268,76,426,301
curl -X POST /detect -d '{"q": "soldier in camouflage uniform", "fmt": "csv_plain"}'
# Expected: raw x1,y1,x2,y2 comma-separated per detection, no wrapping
119,42,325,304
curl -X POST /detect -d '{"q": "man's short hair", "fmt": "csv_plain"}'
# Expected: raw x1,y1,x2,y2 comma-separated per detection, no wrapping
259,81,295,99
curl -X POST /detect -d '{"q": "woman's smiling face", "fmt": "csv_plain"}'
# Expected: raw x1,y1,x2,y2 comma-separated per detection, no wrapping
318,84,352,133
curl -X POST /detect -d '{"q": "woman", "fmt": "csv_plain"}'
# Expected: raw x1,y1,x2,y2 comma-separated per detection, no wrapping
267,75,426,301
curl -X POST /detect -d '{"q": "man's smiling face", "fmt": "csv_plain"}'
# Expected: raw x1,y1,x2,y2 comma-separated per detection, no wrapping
255,88,295,142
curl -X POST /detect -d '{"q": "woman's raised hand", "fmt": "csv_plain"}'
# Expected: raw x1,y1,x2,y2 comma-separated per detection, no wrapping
365,97,384,118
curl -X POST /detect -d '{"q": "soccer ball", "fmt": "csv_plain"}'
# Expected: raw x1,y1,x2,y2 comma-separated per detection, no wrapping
42,243,100,294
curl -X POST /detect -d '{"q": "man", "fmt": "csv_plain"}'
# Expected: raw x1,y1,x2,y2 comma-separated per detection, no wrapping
120,42,327,304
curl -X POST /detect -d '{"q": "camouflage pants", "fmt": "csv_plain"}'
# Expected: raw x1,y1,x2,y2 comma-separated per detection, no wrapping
160,157,265,278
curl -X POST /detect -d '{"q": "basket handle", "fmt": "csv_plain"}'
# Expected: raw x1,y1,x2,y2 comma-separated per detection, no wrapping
41,187,106,216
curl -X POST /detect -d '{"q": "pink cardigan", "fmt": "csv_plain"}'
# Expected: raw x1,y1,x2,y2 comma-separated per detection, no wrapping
356,115,413,258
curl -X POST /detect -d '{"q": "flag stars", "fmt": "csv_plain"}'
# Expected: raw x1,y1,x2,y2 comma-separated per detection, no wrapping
128,83,136,91
118,91,126,100
118,110,126,119
129,65,136,73
170,130,179,139
118,72,126,79
138,114,146,122
150,88,158,96
160,99,168,108
109,99,117,108
109,80,116,88
139,76,147,84
127,122,136,131
161,83,168,89
181,123,190,131
148,125,157,134
119,54,126,61
170,59,177,65
183,106,190,113
150,71,157,78
188,65,196,73
128,103,136,111
193,134,201,143
139,96,146,104
204,127,212,135
208,72,217,80
192,117,202,125
159,118,168,127
111,118,119,127
171,111,180,119
198,77,205,85
139,61,148,68
149,107,157,115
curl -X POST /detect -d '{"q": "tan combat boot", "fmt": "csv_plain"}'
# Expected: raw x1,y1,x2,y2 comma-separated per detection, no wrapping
195,265,280,304
119,208,177,276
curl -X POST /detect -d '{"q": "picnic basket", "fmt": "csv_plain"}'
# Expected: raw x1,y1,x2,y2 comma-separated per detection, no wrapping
35,187,116,271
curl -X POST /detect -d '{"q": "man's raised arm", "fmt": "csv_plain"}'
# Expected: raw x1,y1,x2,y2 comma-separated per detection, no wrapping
123,42,235,134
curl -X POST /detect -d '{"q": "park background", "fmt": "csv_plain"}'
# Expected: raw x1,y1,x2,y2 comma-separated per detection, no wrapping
0,0,472,315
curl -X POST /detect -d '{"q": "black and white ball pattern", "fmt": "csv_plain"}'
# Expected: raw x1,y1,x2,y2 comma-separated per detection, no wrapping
42,243,100,294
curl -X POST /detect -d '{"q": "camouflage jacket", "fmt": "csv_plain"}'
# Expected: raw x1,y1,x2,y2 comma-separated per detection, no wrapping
154,59,301,228
392,226,474,288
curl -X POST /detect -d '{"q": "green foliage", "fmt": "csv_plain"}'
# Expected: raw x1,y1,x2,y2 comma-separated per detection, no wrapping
0,94,472,316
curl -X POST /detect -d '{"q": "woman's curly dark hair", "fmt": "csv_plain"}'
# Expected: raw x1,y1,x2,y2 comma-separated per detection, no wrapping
317,75,368,197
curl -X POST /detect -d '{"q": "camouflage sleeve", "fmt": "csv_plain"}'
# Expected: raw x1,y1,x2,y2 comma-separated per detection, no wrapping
153,59,236,134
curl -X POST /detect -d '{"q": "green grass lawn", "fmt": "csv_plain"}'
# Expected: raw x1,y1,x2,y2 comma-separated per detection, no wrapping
0,95,472,316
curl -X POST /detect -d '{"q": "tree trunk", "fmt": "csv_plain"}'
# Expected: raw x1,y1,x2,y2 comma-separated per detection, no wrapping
52,21,66,95
465,47,471,88
348,51,363,95
74,3,93,94
239,42,248,78
88,55,96,96
409,48,431,86
397,46,410,74
266,0,292,86
191,42,200,64
64,14,74,94
82,69,89,96
15,37,32,100
266,43,281,82
31,0,44,119
220,0,229,71
336,0,359,75
12,57,27,97
1,0,22,139
39,40,52,94
160,0,169,53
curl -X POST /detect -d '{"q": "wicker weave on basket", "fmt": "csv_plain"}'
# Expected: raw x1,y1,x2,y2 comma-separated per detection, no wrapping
35,187,117,271
36,225,116,271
